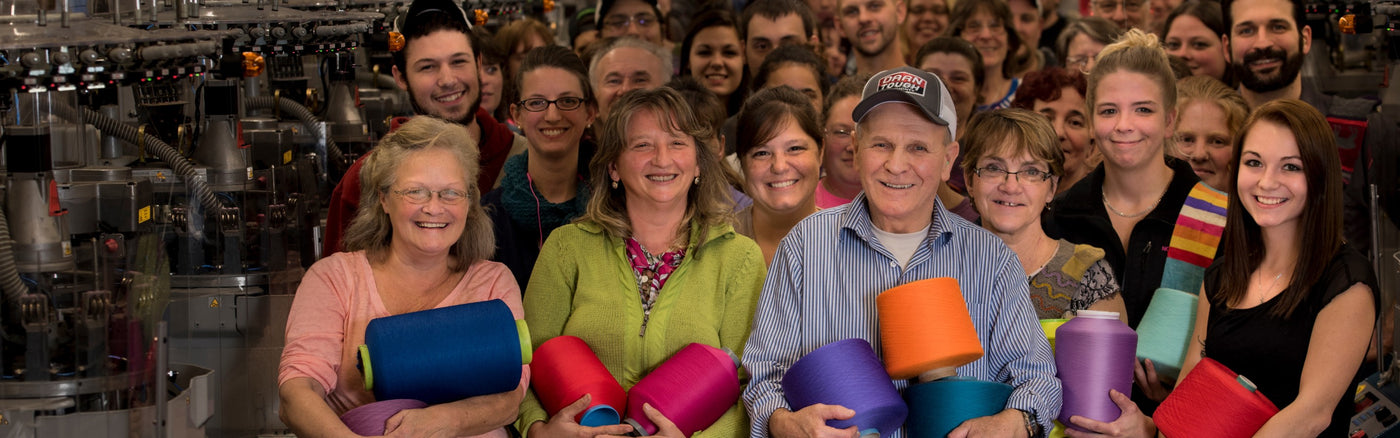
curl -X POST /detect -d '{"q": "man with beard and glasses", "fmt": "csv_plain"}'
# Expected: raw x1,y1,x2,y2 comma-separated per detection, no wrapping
837,0,909,76
321,0,527,256
1223,0,1399,258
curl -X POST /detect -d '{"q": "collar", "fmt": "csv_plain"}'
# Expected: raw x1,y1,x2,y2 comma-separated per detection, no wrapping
839,192,955,247
1053,157,1198,221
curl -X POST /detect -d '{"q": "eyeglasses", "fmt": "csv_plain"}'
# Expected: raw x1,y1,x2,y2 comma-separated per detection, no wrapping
1066,56,1093,72
391,187,469,204
518,97,586,112
825,127,854,140
602,13,658,30
1092,0,1146,12
973,165,1054,183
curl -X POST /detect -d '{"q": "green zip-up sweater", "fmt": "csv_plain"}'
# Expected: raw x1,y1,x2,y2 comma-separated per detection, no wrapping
518,220,765,437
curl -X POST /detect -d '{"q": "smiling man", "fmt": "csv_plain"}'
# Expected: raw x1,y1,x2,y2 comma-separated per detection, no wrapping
322,0,526,255
1221,0,1400,256
742,66,1060,438
741,0,820,76
837,0,908,75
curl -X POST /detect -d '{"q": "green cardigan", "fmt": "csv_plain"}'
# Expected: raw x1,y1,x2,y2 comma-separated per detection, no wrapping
518,220,765,437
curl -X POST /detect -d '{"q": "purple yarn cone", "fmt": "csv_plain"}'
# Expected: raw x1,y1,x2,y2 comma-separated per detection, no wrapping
1055,311,1137,430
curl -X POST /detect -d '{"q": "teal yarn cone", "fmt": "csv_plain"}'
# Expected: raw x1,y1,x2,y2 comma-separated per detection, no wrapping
1134,288,1198,380
904,377,1013,438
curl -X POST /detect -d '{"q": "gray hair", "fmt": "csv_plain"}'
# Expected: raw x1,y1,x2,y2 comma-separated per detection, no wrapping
342,116,495,271
588,36,673,88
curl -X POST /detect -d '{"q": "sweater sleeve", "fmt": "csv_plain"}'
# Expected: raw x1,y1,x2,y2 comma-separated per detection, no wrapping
517,228,581,435
696,236,765,438
278,255,354,393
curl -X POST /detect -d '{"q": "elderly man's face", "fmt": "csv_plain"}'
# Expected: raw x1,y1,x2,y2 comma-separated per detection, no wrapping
855,102,958,233
593,46,667,120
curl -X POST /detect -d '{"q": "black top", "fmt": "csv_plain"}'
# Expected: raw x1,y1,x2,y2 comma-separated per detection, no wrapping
1202,244,1379,436
1042,157,1200,327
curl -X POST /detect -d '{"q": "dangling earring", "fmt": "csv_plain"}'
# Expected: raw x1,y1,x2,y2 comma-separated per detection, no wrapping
612,179,619,189
693,176,700,185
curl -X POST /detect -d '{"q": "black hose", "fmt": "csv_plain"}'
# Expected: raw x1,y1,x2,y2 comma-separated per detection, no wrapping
50,104,226,215
0,206,30,325
244,96,348,169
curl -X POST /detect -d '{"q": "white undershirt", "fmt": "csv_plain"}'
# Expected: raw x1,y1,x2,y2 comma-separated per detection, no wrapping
872,224,931,270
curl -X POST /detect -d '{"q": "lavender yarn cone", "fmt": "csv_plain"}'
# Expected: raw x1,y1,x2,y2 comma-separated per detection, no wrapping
1055,310,1137,430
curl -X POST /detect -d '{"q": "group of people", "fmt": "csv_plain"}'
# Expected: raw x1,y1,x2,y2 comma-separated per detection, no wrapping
276,0,1393,435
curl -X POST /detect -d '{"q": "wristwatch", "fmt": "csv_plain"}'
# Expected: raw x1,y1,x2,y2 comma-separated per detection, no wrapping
1019,409,1042,438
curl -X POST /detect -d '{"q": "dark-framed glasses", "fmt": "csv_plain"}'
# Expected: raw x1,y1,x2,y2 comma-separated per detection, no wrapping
518,97,586,112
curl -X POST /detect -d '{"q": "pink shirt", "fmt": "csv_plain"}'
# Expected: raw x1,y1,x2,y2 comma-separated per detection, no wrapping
279,251,526,437
815,180,854,209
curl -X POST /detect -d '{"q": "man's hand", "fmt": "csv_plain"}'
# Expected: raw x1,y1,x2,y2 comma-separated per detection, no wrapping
947,408,1028,438
769,404,860,438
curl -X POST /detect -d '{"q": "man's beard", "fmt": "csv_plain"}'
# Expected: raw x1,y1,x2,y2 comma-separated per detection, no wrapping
1232,44,1304,94
855,29,894,58
405,81,482,126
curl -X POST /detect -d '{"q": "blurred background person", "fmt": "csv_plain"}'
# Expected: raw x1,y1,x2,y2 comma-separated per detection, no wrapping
1057,16,1124,74
949,0,1029,111
681,10,750,116
590,37,672,122
900,0,950,64
1162,0,1230,84
816,74,869,208
1012,66,1099,193
1173,75,1248,192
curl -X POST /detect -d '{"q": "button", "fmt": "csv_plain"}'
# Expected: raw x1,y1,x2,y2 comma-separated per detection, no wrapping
889,261,897,268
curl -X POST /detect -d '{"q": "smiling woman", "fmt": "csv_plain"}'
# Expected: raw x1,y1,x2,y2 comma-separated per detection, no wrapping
279,117,526,438
518,87,765,438
482,45,598,291
735,86,825,265
680,10,748,116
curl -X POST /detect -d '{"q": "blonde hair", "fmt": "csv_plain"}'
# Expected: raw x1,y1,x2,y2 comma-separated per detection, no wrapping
1086,29,1178,155
343,117,495,271
580,87,733,253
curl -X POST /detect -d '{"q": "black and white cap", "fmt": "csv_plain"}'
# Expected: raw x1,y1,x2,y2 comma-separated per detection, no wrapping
852,66,959,139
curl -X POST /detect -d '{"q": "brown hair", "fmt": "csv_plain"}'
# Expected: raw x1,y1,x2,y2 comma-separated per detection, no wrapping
959,108,1064,188
946,0,1027,81
343,116,494,271
581,87,734,252
736,86,825,161
1212,99,1343,319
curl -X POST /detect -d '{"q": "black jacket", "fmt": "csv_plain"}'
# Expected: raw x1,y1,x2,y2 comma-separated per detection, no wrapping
1042,157,1200,327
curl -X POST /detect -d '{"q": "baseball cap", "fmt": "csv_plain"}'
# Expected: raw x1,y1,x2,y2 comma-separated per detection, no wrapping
596,0,660,26
401,0,472,34
852,66,958,139
572,7,598,41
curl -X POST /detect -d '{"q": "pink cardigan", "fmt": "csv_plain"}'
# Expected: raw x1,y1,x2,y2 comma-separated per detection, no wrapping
279,251,527,436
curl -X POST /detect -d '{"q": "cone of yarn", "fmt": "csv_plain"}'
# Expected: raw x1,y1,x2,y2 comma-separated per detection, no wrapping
530,336,627,426
877,277,983,380
625,343,741,436
1156,357,1279,437
904,377,1013,438
1135,288,1198,380
1054,310,1137,430
783,338,908,437
358,299,531,405
340,399,427,436
1048,421,1068,438
1040,319,1069,352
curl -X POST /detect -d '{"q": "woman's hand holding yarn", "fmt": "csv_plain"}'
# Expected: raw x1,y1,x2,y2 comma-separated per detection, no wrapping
1063,390,1156,438
529,395,636,438
1132,359,1172,402
601,404,685,438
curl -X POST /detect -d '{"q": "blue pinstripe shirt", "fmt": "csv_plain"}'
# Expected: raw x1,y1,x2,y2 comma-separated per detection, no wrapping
741,193,1062,437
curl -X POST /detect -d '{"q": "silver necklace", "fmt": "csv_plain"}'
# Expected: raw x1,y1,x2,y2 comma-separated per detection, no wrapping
1102,185,1168,218
1256,271,1285,304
